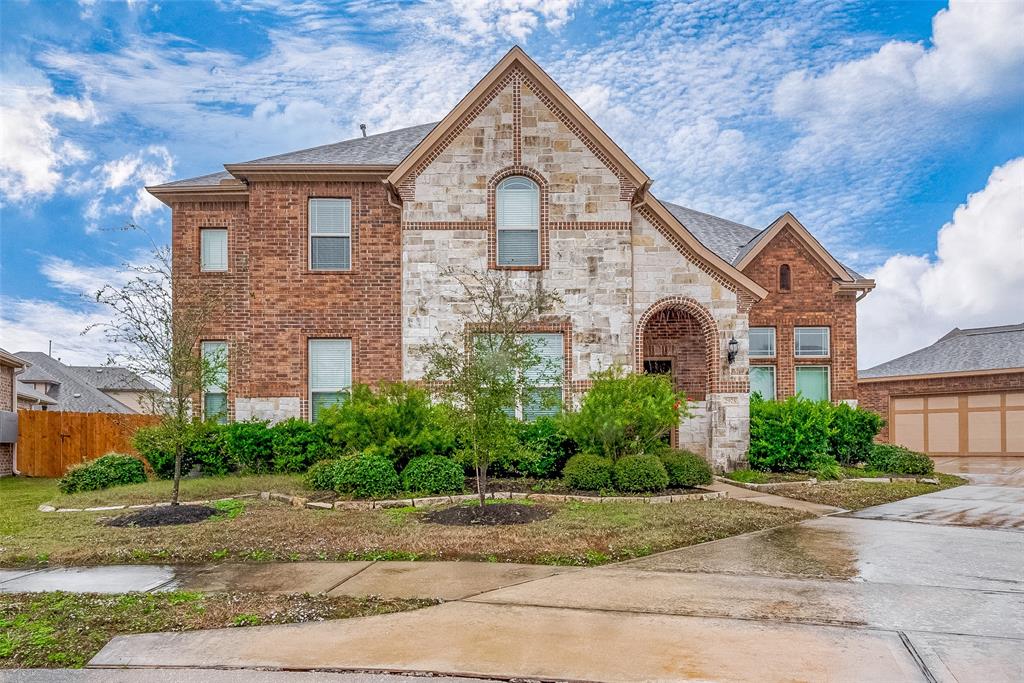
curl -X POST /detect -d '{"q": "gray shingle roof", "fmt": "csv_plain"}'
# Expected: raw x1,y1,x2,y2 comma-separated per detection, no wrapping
17,361,60,385
662,202,761,263
70,366,162,392
232,122,438,166
859,324,1024,379
13,353,138,413
157,170,234,188
16,381,57,405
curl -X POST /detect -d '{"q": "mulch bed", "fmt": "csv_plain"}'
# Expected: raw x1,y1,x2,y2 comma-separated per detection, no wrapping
424,503,553,526
104,505,218,528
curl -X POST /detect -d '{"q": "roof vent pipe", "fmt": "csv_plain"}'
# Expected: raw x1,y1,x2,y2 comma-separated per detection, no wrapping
359,123,367,138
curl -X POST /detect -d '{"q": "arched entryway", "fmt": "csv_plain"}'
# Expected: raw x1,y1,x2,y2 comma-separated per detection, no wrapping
636,297,720,402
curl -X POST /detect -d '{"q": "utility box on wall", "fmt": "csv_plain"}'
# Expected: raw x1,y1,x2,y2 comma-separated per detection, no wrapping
0,411,17,444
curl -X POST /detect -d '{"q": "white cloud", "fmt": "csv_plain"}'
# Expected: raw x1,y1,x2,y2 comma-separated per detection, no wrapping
38,256,130,298
774,0,1024,163
72,146,175,231
0,297,114,365
0,83,97,202
858,156,1024,368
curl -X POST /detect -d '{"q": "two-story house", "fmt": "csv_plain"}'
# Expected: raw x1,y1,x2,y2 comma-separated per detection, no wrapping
149,47,873,470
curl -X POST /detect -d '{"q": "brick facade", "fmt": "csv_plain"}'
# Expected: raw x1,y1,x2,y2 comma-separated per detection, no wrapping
0,364,12,476
742,226,859,402
172,181,403,422
858,371,1024,443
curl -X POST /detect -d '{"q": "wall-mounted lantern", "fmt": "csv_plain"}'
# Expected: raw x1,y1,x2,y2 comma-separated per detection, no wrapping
727,336,739,365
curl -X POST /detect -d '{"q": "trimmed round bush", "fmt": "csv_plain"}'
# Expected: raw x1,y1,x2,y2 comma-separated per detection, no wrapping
866,444,934,475
223,420,273,473
660,450,712,488
333,453,400,498
401,456,465,495
59,453,147,494
561,454,613,491
304,459,346,491
613,454,669,493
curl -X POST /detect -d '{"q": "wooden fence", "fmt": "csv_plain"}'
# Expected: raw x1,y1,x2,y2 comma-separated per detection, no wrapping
16,410,160,477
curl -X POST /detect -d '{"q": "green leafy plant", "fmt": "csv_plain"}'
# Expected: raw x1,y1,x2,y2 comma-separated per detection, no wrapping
318,382,454,469
810,453,843,480
866,443,934,475
830,403,884,465
613,454,669,493
188,421,230,475
561,453,613,491
223,420,274,473
748,395,834,472
133,422,185,478
135,420,229,478
725,469,769,484
333,453,401,498
270,418,333,473
505,416,577,478
562,366,686,461
304,459,346,491
400,456,465,495
660,450,713,487
58,454,147,494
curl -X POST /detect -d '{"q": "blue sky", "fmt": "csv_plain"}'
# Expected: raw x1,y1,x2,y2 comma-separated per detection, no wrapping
1,0,1022,367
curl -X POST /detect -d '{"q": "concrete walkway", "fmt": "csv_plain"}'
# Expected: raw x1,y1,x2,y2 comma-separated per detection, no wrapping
707,480,845,514
88,460,1024,682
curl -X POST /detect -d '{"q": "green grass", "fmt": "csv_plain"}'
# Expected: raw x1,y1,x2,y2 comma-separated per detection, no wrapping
46,474,306,509
770,473,966,510
0,476,812,568
0,591,434,669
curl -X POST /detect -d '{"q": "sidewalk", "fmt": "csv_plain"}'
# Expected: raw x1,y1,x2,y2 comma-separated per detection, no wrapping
706,480,845,514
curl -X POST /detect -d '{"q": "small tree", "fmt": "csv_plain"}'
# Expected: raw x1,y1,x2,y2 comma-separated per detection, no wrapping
422,269,560,506
88,226,227,505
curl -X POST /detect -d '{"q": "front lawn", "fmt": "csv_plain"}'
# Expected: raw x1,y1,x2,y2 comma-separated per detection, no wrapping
769,473,967,510
0,591,432,669
0,477,811,567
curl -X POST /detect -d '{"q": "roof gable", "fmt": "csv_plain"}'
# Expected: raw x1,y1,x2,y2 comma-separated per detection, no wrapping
734,212,854,282
386,46,649,199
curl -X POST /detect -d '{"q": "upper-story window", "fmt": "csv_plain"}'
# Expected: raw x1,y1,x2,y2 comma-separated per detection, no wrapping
749,327,776,358
309,198,352,271
779,264,791,291
496,176,540,266
200,228,228,272
795,327,830,357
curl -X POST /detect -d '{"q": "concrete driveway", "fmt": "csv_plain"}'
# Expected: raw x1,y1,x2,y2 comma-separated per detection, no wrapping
92,458,1024,682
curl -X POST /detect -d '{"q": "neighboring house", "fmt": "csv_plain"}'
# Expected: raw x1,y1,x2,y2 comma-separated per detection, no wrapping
13,352,161,414
0,348,27,476
859,324,1024,457
148,47,872,470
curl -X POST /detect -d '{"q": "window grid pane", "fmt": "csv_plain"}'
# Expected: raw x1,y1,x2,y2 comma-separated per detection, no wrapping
749,328,776,358
795,327,830,357
309,339,352,420
201,341,228,391
750,366,776,400
311,236,351,270
795,367,829,401
496,176,540,266
200,229,228,272
310,199,352,270
497,230,540,265
204,393,228,424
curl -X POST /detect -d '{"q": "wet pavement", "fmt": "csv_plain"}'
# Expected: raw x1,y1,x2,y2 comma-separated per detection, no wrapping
87,458,1024,681
0,565,176,594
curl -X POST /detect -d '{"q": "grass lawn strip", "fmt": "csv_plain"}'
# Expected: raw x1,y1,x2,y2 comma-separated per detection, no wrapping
0,591,434,669
769,473,967,510
1,477,811,568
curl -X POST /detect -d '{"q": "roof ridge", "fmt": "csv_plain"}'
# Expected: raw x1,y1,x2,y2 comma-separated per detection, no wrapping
231,121,439,166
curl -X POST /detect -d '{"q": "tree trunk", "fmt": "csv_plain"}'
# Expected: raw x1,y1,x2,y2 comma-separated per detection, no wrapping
476,461,487,507
171,441,182,506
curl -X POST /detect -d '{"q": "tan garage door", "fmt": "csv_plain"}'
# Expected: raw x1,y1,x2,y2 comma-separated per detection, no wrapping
892,392,1024,456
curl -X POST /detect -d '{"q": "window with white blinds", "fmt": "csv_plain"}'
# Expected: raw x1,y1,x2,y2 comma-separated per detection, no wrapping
309,339,352,420
496,176,540,266
201,340,228,423
309,199,352,270
522,333,564,420
200,228,228,272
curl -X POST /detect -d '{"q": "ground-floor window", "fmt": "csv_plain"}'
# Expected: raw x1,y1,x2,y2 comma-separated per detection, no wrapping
795,366,830,401
750,365,776,400
309,338,352,421
201,340,228,423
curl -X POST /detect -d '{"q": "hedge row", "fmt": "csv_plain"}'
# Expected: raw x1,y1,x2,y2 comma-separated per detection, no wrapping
304,453,465,498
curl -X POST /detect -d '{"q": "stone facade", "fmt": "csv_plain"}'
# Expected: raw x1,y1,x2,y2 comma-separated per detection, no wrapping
743,226,859,402
858,371,1024,443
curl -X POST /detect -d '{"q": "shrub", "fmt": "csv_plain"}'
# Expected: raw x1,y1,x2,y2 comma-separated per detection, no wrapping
319,383,455,469
562,366,686,461
271,418,333,473
810,454,843,480
561,454,614,491
512,416,577,478
59,453,147,494
830,403,884,465
304,459,347,491
333,453,401,498
400,456,465,495
613,454,670,493
660,450,712,487
866,443,934,475
748,395,834,472
133,421,228,478
223,420,274,473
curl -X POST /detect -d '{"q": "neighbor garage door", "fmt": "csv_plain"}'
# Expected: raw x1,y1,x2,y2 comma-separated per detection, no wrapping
891,392,1024,456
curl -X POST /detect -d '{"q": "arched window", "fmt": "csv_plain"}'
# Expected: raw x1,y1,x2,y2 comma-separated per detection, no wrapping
779,264,791,291
496,176,540,266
